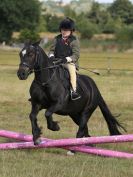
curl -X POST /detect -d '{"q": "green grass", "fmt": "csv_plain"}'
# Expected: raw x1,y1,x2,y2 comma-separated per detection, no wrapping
0,50,133,177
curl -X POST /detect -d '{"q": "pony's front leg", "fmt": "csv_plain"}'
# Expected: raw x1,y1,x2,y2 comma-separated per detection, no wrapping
29,104,42,145
45,114,60,131
45,103,62,131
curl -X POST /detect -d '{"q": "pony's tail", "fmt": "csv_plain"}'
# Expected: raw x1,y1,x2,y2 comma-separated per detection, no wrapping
98,94,126,135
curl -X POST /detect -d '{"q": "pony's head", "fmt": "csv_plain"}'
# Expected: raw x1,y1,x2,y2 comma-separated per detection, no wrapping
17,41,40,80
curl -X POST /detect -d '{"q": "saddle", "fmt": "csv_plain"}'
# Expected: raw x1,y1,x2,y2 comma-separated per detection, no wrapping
57,65,83,93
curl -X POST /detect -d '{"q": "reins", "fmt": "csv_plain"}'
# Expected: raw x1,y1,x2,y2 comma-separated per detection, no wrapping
20,44,100,88
34,67,58,86
32,64,61,72
33,47,62,86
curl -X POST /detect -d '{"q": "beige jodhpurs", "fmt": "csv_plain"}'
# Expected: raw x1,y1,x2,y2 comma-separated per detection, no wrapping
63,63,77,91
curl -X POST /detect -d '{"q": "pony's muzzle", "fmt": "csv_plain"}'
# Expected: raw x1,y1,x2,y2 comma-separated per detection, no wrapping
17,68,29,80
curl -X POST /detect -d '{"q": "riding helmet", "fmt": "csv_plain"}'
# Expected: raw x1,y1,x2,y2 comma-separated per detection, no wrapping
59,17,75,32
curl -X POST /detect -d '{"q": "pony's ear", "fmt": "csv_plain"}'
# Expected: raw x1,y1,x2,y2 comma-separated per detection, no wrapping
32,39,41,46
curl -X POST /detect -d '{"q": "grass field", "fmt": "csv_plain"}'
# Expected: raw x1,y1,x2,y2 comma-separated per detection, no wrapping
0,49,133,177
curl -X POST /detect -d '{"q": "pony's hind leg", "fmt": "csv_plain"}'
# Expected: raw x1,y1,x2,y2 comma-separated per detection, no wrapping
84,125,95,147
29,103,42,145
84,125,90,137
67,114,92,155
70,114,92,138
76,110,94,138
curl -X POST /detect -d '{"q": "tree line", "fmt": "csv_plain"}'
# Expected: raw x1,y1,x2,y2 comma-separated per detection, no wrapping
0,0,133,43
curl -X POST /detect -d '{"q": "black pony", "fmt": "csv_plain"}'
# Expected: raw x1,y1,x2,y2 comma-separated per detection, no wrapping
17,42,124,145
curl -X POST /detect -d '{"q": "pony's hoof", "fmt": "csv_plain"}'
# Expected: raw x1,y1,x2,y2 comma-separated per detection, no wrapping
48,121,60,131
67,151,75,156
53,122,60,131
34,138,42,145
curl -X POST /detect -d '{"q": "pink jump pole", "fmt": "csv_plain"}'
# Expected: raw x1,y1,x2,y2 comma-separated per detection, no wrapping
0,129,133,146
0,141,133,158
0,130,133,159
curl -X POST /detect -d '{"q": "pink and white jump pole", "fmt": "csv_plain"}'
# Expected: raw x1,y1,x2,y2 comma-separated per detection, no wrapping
0,130,133,146
0,130,133,159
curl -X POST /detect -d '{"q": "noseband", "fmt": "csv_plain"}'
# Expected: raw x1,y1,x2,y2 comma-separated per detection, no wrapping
20,62,32,68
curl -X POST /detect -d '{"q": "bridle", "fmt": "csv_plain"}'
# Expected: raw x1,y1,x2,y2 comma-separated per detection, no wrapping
19,45,62,85
20,46,62,72
19,45,39,73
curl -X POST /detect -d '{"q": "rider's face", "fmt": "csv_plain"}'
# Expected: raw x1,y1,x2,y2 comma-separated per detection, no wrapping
61,29,71,38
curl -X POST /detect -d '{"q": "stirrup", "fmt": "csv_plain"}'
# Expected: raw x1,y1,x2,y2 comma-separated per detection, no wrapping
71,90,81,100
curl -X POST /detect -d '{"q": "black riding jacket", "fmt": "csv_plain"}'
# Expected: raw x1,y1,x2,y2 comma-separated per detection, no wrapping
48,34,80,66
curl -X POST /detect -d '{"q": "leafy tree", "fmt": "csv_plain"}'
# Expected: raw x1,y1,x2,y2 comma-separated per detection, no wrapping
115,25,133,42
0,0,41,42
102,16,123,33
108,0,133,24
87,2,101,24
38,15,48,32
19,29,40,43
64,5,77,20
45,15,63,32
87,2,110,30
77,18,99,39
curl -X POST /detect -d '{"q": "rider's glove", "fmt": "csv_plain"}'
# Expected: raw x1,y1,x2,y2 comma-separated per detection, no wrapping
66,57,72,63
61,57,67,64
61,57,72,64
52,58,63,65
49,56,72,65
49,56,56,61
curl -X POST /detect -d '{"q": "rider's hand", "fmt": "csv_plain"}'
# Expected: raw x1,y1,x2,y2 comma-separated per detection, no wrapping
62,57,67,64
52,58,63,65
49,56,56,61
50,56,67,65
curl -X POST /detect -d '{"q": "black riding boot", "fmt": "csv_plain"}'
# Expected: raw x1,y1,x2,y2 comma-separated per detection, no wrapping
71,90,81,100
